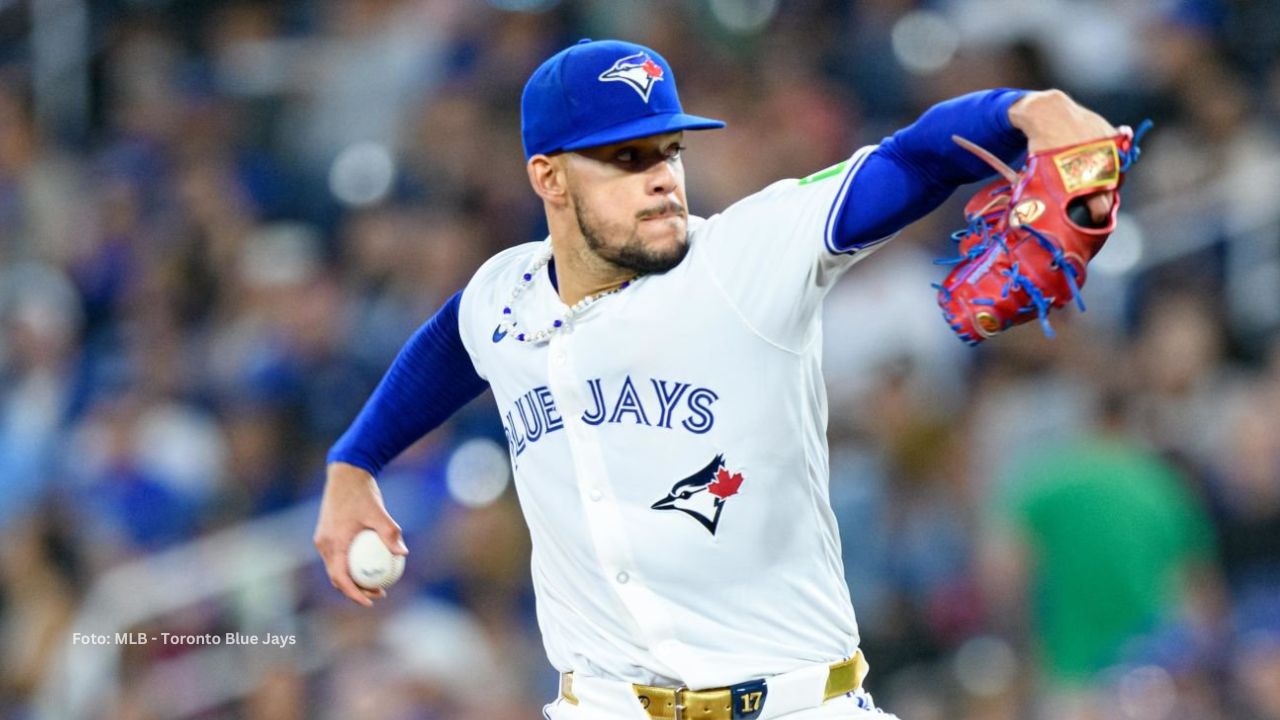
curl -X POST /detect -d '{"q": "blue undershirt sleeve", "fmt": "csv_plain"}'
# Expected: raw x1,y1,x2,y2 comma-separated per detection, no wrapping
327,290,489,477
833,88,1029,251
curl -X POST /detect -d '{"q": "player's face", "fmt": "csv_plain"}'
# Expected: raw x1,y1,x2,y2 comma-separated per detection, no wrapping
564,132,689,274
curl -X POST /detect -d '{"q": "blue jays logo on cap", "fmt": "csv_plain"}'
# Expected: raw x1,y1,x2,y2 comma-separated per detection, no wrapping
598,52,665,102
520,39,725,159
651,454,744,535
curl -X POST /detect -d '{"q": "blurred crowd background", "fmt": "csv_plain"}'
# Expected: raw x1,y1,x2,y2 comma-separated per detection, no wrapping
2,0,1279,719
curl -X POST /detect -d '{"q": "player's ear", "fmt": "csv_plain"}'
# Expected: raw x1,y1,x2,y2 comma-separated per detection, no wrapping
527,154,569,207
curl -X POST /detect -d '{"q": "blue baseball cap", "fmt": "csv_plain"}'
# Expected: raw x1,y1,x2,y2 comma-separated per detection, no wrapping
521,39,726,159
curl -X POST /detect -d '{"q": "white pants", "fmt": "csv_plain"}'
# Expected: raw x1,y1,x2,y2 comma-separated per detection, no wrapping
542,674,898,720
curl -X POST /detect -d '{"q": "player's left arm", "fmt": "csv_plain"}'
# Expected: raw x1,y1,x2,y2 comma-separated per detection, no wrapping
835,89,1117,250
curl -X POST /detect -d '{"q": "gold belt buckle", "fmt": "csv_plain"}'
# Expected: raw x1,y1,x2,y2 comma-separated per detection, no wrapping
672,685,688,720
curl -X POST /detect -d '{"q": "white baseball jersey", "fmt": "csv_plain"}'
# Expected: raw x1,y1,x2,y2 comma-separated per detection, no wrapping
457,146,892,690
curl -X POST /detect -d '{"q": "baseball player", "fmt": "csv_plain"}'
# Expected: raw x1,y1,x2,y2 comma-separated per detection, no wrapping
314,38,1122,720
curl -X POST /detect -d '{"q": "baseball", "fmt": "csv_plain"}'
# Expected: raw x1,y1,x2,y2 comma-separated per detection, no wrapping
347,529,405,590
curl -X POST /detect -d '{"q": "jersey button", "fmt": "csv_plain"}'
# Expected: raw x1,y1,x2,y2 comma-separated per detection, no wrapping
588,488,602,502
552,351,567,365
615,571,629,585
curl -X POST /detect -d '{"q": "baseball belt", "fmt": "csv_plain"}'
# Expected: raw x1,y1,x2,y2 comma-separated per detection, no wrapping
559,650,868,720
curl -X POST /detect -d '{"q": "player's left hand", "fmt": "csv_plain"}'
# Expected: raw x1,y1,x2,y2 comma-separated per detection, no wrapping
1009,90,1118,223
934,103,1151,345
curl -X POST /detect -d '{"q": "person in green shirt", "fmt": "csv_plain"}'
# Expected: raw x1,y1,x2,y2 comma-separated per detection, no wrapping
981,394,1222,696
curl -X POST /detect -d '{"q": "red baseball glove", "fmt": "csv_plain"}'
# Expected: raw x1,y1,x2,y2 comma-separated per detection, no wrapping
934,121,1151,345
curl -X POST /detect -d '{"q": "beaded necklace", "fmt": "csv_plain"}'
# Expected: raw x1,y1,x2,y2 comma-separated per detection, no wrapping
497,244,641,344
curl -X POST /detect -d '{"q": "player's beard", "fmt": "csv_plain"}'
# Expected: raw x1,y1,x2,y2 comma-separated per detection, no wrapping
573,193,689,274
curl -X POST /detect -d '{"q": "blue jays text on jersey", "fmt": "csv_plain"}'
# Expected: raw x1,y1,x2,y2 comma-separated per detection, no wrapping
501,374,719,458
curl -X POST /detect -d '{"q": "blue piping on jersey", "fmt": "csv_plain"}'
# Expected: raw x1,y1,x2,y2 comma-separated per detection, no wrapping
822,147,876,256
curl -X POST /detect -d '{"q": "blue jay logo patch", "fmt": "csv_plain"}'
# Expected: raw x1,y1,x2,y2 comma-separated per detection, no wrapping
650,454,743,535
598,52,665,102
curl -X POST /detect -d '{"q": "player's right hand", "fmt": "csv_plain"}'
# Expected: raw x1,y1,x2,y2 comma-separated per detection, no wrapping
313,462,409,607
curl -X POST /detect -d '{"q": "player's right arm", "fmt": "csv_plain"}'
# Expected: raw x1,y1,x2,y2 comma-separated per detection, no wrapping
314,290,489,606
